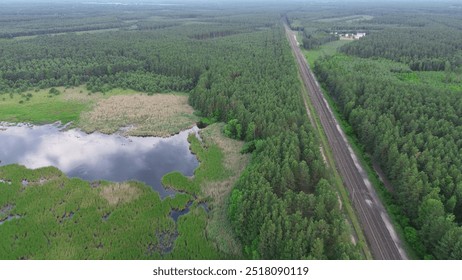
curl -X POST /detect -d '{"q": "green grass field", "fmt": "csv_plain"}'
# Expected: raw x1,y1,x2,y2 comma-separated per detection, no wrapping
396,71,462,92
0,89,89,124
303,40,352,66
0,86,139,125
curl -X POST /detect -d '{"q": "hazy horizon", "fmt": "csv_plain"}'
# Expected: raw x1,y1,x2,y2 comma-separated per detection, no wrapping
2,0,459,4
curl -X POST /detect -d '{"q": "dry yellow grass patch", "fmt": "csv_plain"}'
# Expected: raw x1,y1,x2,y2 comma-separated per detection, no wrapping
79,94,198,137
100,182,141,206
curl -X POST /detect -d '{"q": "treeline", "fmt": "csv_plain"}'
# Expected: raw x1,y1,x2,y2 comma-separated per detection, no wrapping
0,22,124,39
0,1,192,39
340,24,462,71
287,17,340,50
136,22,180,31
314,55,462,259
0,14,273,95
190,25,360,259
86,72,194,93
189,30,244,40
0,29,205,94
301,30,338,50
0,4,129,39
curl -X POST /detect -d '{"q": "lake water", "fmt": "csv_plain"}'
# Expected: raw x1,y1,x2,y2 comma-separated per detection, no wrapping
0,123,199,198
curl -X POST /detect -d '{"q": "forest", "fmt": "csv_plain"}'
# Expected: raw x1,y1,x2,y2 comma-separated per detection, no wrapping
189,27,360,258
0,1,360,259
288,1,462,259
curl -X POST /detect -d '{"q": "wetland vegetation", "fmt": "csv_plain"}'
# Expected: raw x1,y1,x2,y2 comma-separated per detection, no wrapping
0,122,245,259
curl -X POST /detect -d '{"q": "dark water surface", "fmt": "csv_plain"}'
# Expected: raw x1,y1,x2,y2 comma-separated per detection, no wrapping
0,123,199,198
170,201,193,222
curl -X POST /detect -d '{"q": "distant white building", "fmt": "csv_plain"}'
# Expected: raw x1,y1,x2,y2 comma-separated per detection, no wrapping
354,32,366,39
339,32,366,40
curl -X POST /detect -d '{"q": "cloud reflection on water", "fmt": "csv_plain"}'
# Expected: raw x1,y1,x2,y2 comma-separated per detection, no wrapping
0,123,199,198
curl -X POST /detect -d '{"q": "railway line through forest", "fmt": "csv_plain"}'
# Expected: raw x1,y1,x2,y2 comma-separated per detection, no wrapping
283,20,407,260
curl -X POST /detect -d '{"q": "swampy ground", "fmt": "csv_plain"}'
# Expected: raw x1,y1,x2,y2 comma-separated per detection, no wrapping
0,123,247,259
0,84,247,259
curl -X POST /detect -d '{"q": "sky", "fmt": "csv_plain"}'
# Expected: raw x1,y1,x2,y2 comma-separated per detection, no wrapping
2,0,455,3
2,0,458,6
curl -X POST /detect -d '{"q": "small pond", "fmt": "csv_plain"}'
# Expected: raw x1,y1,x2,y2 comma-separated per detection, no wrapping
0,123,199,198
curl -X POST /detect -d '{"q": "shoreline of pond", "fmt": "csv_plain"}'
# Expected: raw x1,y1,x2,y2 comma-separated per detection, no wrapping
0,122,201,199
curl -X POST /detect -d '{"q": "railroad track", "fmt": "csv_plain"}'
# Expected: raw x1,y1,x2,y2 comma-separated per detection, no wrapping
283,21,407,260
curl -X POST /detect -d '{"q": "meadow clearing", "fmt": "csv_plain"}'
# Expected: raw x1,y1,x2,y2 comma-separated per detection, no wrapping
0,86,198,137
